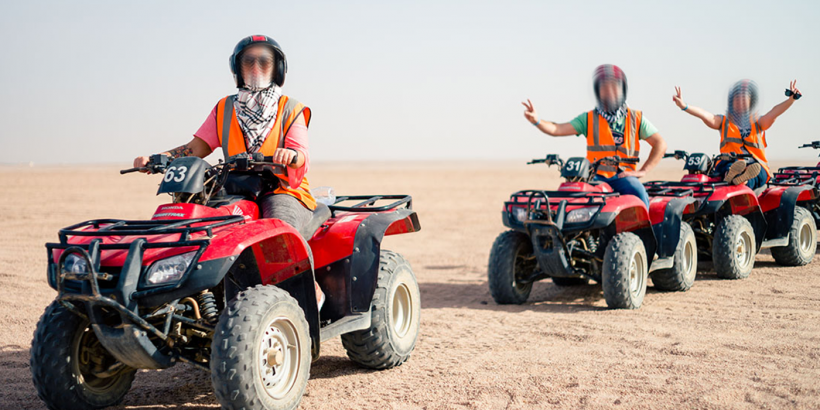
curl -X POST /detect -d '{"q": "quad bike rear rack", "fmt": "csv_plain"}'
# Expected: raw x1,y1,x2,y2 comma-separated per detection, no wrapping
769,167,820,187
329,194,413,216
644,180,728,195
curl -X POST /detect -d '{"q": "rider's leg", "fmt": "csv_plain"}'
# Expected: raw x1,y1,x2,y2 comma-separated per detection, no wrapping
259,193,313,229
738,165,768,189
598,175,650,208
258,194,325,309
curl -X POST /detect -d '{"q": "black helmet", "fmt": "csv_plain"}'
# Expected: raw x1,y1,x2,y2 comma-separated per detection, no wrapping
229,35,287,88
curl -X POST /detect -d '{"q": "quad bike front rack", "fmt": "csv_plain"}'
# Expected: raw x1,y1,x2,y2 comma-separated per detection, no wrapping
503,190,616,282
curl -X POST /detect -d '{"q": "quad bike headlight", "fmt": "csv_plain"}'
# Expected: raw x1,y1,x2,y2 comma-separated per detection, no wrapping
565,208,597,224
64,253,89,274
145,252,197,285
513,207,528,222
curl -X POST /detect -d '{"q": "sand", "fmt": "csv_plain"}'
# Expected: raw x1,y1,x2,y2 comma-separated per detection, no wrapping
1,161,819,409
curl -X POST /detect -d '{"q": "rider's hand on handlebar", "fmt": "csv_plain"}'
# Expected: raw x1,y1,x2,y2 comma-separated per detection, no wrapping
133,156,150,173
672,86,687,110
619,170,646,179
272,148,298,167
522,99,539,125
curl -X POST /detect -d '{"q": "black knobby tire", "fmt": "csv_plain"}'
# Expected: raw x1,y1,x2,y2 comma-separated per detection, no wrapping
771,206,817,266
602,232,648,309
31,302,136,410
651,222,698,292
341,250,421,370
552,277,589,286
211,284,311,410
488,230,536,304
713,215,756,279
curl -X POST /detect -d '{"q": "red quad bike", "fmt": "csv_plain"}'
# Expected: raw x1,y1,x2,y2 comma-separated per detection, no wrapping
488,154,696,310
30,153,422,410
645,151,816,281
757,141,820,264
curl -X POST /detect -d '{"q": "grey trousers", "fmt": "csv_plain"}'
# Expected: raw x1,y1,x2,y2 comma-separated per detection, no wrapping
259,193,313,230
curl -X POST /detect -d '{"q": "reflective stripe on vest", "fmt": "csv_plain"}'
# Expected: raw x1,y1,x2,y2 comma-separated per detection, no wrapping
719,116,770,180
586,109,642,178
216,95,316,210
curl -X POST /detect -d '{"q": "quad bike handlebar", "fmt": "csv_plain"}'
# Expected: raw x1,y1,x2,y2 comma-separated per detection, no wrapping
528,154,563,168
799,141,820,149
120,152,296,175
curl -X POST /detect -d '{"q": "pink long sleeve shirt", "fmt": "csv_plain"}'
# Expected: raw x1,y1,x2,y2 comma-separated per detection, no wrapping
194,104,310,188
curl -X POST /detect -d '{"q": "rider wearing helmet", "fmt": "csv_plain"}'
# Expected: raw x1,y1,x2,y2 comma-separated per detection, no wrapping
132,35,323,307
522,64,667,208
672,79,802,189
133,35,315,227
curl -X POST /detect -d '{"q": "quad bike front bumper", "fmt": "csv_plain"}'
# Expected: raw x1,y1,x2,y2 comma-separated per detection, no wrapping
45,217,240,369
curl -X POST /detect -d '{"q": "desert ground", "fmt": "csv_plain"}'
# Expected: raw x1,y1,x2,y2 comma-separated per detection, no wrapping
1,161,819,410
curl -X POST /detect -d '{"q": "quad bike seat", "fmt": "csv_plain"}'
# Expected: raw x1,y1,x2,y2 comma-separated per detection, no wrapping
298,203,332,240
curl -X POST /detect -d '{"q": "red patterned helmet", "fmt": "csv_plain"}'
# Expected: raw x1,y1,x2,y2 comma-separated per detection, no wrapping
593,64,627,109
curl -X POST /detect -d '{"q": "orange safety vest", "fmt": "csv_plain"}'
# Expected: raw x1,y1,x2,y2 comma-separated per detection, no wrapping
719,115,770,180
585,109,642,178
216,95,316,210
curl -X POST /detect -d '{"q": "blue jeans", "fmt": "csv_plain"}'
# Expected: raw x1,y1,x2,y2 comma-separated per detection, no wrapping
595,175,650,208
714,160,768,190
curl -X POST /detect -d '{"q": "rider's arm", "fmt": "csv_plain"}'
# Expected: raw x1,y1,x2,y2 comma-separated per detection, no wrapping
275,115,309,188
162,137,213,159
132,137,212,169
522,99,578,136
672,87,721,130
758,80,802,130
758,97,796,130
284,115,307,169
533,120,579,137
640,133,667,173
681,105,721,130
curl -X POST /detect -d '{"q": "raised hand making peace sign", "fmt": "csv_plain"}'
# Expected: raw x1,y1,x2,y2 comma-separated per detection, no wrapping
521,99,539,125
672,86,687,110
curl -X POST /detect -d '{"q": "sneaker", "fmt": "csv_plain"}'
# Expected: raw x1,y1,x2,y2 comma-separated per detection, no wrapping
724,160,747,183
315,281,326,311
733,163,762,186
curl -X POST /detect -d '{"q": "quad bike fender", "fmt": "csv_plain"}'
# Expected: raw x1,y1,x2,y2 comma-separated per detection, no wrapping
704,186,761,216
599,195,652,234
650,197,697,259
309,209,420,323
761,185,817,241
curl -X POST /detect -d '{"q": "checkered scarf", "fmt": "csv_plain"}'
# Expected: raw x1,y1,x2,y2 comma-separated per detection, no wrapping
235,85,283,153
594,103,627,124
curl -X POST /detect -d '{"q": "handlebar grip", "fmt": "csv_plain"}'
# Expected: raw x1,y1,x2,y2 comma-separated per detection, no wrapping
120,167,142,174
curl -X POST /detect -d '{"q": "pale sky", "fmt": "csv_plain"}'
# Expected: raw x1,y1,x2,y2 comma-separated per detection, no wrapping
1,0,818,165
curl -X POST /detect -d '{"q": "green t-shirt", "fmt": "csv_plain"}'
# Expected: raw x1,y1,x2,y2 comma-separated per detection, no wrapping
569,111,659,142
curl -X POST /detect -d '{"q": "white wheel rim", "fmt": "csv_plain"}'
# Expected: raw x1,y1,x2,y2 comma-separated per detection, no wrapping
799,221,814,254
735,231,753,268
258,316,300,400
391,282,413,338
629,249,646,297
683,239,695,281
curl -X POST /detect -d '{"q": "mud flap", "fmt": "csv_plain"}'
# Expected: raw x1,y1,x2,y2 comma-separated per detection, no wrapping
652,197,696,259
526,223,574,278
765,186,813,241
91,324,174,369
276,267,321,361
